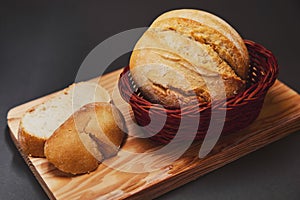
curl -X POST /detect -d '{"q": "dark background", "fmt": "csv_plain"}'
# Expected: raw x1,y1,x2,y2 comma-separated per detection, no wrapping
1,0,300,199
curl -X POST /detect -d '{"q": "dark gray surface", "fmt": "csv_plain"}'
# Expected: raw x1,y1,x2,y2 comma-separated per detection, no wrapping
1,0,300,199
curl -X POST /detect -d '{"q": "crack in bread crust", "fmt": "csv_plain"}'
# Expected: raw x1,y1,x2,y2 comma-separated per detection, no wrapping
151,17,248,79
151,9,249,68
132,29,237,78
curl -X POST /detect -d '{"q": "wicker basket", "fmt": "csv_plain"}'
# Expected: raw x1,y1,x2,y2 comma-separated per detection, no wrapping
118,40,279,144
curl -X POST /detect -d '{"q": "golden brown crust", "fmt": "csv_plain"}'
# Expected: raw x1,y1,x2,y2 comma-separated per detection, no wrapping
44,117,100,175
76,103,126,159
94,103,126,150
44,102,126,175
18,121,46,157
129,9,249,108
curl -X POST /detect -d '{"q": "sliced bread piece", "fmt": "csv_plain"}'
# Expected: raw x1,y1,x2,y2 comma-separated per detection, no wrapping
18,82,110,157
44,102,126,175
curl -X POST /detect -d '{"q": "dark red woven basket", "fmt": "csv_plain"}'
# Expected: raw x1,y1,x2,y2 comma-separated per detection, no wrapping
118,40,279,144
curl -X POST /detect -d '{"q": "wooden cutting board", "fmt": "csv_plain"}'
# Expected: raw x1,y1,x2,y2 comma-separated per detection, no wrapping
7,68,300,200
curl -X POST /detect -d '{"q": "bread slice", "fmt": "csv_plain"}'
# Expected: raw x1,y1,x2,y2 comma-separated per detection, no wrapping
44,102,126,175
18,82,111,157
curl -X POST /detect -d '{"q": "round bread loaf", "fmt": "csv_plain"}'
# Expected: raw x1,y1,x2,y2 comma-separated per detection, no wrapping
129,9,249,108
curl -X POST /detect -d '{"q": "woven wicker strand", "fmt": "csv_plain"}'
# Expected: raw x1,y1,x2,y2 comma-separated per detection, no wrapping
118,40,279,144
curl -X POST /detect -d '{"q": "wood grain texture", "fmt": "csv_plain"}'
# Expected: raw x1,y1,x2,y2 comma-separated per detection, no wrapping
7,69,300,200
